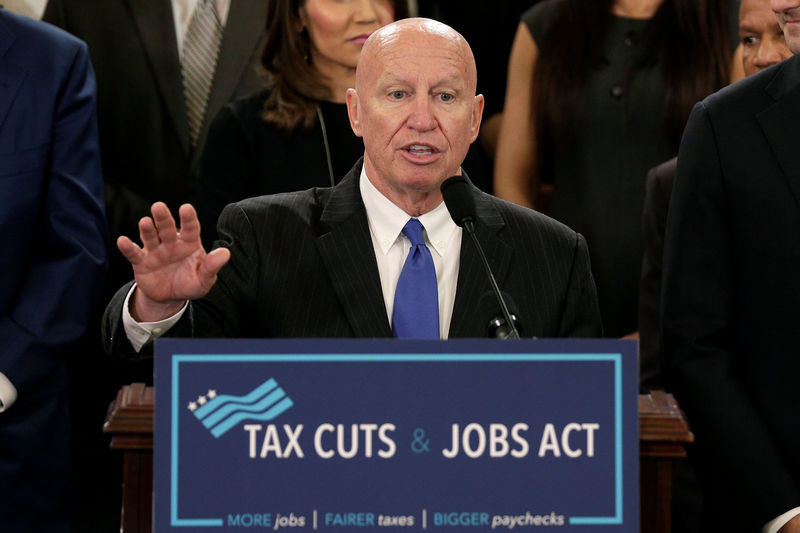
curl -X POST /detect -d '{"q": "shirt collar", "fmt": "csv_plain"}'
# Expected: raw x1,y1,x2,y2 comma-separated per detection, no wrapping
359,166,459,258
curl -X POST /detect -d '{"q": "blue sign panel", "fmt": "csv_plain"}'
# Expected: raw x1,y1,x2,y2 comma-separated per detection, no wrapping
154,339,638,531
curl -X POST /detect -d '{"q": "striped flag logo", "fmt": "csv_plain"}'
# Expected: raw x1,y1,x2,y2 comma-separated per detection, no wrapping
188,379,294,438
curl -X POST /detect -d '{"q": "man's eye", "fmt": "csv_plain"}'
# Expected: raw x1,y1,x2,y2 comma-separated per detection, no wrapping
742,35,759,46
390,90,405,99
439,93,454,102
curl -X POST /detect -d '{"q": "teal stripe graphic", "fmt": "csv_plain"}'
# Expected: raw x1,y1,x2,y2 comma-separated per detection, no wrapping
194,378,278,419
188,378,295,438
209,397,294,438
200,387,286,429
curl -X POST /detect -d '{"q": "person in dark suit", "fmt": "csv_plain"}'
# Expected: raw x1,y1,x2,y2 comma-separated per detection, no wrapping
662,1,800,530
640,5,794,532
40,2,269,528
42,0,268,271
0,9,107,532
103,18,601,355
640,0,793,394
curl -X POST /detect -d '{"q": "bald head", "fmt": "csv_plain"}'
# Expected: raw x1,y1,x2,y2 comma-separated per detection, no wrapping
345,17,484,216
356,18,478,97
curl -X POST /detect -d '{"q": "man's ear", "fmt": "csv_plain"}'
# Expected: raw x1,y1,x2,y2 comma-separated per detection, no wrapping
346,88,362,137
469,94,485,144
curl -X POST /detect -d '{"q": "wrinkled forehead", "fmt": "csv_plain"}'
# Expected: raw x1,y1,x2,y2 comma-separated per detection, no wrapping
356,19,477,93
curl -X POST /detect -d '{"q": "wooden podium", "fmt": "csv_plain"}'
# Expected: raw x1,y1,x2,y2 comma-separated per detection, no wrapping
104,384,154,533
104,384,692,533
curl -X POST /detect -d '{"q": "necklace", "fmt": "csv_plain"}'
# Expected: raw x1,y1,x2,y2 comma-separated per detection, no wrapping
316,106,335,187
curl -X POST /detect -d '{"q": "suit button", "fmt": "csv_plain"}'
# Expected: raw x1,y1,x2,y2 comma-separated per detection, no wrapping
610,84,624,99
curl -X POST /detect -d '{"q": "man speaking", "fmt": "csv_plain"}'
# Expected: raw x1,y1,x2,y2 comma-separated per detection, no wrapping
103,18,601,352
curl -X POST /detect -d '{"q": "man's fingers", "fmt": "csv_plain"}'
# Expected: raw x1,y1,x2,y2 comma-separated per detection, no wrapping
151,202,179,245
117,236,143,265
139,216,160,251
199,247,231,280
178,204,201,243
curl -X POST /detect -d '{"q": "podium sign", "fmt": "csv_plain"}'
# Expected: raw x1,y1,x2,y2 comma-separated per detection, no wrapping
154,339,638,531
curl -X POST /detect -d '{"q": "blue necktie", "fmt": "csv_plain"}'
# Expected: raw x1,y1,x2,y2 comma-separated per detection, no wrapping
392,219,439,339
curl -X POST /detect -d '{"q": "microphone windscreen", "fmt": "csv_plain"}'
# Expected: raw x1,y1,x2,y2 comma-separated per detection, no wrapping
476,290,523,338
440,176,476,227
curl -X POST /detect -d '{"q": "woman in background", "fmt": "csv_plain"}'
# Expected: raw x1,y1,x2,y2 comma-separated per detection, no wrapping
494,0,734,337
198,0,407,247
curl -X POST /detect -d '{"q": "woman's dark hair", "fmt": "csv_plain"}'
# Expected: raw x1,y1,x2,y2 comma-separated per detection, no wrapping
532,0,731,152
261,0,409,130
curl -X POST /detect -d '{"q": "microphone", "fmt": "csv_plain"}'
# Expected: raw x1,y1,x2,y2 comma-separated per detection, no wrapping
479,291,523,339
441,176,521,339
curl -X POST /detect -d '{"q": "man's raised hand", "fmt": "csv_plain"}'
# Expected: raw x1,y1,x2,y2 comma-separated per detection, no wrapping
117,202,230,322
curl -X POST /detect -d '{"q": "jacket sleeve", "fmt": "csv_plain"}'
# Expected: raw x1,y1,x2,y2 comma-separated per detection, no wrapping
556,232,602,338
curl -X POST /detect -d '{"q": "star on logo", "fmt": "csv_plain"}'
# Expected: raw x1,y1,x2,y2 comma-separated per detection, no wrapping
198,395,207,405
188,401,198,411
207,389,217,399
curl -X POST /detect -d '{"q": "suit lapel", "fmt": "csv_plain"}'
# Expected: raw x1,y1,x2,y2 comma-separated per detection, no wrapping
316,164,393,337
198,0,267,157
758,56,800,209
448,189,512,338
0,14,25,132
127,0,191,155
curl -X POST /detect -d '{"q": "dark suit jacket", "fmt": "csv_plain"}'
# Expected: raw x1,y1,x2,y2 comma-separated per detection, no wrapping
104,161,601,354
638,157,675,392
663,55,800,530
42,0,268,247
0,9,107,526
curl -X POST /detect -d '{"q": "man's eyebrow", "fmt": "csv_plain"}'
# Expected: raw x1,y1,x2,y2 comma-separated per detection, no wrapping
377,74,409,86
739,23,759,35
432,74,466,87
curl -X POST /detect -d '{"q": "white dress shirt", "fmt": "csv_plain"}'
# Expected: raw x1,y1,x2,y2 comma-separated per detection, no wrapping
122,167,462,349
0,373,17,413
123,290,189,352
764,507,800,533
359,166,461,338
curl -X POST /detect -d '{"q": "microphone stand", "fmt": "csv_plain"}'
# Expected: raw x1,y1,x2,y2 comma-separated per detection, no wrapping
463,219,520,340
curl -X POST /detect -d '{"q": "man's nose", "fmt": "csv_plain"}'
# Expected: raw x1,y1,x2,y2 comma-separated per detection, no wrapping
772,0,800,14
754,38,789,70
407,96,437,132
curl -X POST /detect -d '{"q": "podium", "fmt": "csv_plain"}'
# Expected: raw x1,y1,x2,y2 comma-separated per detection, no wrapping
104,384,692,533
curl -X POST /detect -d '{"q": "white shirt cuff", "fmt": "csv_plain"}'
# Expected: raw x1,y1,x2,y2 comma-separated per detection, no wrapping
122,283,188,352
764,507,800,533
0,372,18,413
